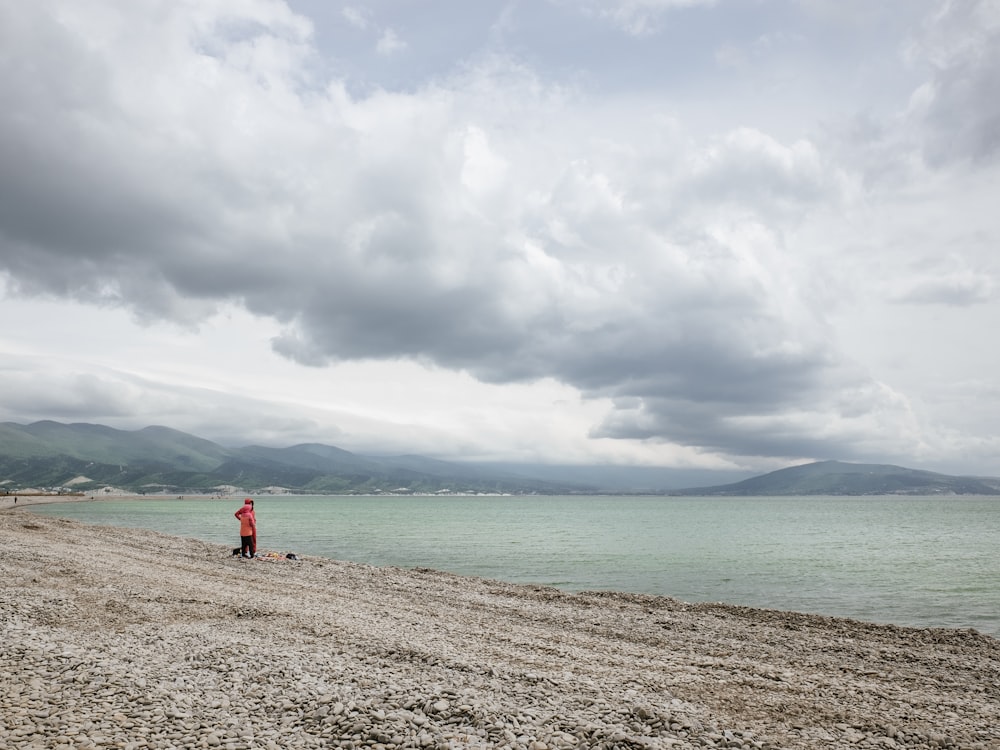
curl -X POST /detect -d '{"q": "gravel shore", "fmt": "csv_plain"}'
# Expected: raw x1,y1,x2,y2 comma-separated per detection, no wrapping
1,508,998,750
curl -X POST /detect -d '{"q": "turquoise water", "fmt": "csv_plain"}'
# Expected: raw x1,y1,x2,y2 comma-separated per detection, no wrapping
29,494,1000,637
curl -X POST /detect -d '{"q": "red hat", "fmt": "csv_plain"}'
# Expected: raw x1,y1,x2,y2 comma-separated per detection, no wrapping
244,498,253,504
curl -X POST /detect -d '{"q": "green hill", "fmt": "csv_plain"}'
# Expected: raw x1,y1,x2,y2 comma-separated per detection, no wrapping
672,460,1000,496
0,421,588,495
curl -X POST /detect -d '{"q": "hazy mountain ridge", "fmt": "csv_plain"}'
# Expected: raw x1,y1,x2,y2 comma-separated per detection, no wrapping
0,421,591,494
1,421,997,496
669,460,1000,496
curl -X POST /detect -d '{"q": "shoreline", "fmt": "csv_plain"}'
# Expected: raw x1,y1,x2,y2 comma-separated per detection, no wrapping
2,508,998,749
9,493,1000,638
0,493,227,507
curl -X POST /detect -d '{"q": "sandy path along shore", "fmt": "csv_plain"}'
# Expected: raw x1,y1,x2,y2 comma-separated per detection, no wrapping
1,508,998,749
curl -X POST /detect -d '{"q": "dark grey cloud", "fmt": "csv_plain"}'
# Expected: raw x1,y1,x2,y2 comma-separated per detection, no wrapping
910,0,1000,166
594,398,864,461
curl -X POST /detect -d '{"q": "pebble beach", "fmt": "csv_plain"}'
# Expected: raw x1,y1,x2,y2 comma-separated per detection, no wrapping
1,503,998,750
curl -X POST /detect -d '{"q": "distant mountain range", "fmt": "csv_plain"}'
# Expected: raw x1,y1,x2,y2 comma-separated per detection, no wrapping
667,460,1000,496
1,421,998,496
0,421,588,495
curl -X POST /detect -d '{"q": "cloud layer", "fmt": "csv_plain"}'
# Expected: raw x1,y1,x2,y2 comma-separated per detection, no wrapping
1,0,999,473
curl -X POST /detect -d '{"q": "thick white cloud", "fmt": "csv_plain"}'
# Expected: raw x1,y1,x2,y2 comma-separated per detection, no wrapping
1,0,998,475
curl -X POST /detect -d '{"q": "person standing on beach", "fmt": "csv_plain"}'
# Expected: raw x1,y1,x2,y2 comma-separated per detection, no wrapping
235,498,256,558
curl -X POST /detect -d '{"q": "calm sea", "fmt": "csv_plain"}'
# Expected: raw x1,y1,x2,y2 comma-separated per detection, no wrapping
28,494,1000,638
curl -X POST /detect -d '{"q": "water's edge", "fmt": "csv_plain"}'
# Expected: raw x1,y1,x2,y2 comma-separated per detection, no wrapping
22,494,1000,637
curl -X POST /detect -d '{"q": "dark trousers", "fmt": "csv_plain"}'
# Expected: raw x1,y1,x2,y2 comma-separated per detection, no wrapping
241,535,254,557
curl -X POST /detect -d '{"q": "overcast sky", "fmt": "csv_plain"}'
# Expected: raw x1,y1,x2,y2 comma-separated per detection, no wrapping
1,0,999,476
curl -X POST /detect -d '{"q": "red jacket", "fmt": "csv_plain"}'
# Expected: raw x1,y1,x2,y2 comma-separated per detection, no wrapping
235,505,256,536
